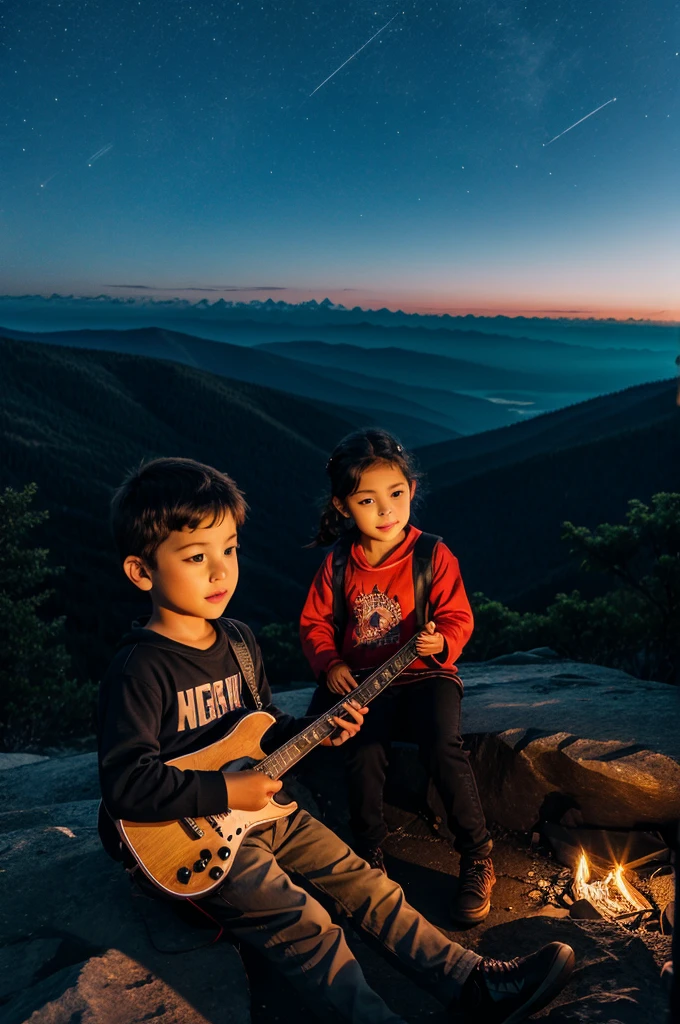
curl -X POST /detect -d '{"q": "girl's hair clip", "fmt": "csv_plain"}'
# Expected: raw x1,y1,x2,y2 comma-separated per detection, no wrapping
325,456,334,471
396,444,403,453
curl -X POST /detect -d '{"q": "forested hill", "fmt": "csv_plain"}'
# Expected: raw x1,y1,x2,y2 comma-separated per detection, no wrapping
0,336,361,680
421,379,679,609
417,377,677,483
0,325,459,446
1,334,678,682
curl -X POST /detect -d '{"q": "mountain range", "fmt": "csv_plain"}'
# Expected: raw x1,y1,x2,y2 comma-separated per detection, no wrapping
1,294,677,350
1,331,678,683
417,378,679,608
1,324,543,441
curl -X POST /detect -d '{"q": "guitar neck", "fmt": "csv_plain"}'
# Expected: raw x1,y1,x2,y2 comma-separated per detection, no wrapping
255,631,422,781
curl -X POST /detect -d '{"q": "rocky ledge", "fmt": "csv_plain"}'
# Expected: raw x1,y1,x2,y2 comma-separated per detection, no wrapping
278,654,680,831
0,654,675,1023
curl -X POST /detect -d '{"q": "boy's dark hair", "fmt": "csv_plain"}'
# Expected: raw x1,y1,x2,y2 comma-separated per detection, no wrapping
310,429,420,547
111,457,247,565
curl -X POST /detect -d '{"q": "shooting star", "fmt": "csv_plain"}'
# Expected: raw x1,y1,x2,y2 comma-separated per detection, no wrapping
309,13,400,97
39,173,58,189
543,97,617,147
87,142,114,166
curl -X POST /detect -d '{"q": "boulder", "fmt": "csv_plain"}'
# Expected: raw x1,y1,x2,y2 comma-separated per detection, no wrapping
2,947,243,1024
467,729,680,830
486,651,554,665
0,753,49,771
0,780,251,1024
459,659,680,762
525,647,561,659
0,752,100,811
276,659,680,832
459,659,680,827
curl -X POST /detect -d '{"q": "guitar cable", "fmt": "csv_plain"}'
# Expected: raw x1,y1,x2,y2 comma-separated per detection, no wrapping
187,898,226,944
130,876,229,954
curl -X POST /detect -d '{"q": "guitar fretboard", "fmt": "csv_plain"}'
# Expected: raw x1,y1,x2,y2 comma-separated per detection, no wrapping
255,631,422,780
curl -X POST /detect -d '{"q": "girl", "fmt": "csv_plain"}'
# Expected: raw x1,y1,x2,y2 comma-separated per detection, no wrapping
300,429,495,925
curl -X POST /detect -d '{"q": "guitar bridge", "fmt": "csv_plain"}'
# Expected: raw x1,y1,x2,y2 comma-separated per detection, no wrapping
179,817,205,840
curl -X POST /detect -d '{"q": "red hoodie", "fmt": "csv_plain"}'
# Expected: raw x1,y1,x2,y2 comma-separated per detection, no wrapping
300,526,473,685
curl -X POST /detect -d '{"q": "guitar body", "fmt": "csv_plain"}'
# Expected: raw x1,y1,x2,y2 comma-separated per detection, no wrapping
116,632,423,900
118,712,297,899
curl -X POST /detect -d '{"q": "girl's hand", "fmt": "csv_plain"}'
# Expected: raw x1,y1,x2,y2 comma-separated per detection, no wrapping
321,700,368,747
416,620,445,658
326,661,358,694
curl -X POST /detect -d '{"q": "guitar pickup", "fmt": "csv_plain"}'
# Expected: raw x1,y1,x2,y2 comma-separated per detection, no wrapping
179,817,205,840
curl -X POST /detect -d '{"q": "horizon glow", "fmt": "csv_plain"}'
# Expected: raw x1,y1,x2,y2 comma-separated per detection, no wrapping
1,1,678,317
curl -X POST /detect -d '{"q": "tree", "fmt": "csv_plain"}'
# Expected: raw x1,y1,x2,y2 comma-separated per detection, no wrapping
463,594,543,662
561,493,680,683
466,493,680,684
0,484,94,749
257,622,315,687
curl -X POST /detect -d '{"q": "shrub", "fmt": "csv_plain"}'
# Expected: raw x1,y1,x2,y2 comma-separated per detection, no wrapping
465,493,680,683
257,621,315,686
0,484,96,749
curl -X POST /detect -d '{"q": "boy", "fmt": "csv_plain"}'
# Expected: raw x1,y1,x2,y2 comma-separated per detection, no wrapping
98,457,576,1024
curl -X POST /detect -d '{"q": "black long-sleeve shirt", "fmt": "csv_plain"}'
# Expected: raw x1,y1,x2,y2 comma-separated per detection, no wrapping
97,618,302,855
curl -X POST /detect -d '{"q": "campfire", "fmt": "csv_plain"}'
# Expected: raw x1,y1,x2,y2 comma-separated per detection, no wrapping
572,850,653,924
534,824,669,930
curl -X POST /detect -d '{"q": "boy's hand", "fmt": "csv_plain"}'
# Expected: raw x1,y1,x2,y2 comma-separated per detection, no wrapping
224,769,282,811
321,699,368,747
416,620,445,657
326,661,358,694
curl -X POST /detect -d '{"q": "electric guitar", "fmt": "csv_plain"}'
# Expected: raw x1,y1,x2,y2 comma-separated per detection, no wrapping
116,630,424,898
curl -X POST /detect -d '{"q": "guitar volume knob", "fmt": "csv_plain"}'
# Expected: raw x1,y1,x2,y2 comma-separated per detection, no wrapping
217,846,231,860
177,867,192,884
209,866,224,880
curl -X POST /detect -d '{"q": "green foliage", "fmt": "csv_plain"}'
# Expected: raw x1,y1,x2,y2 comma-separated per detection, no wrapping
560,493,680,682
257,621,315,687
0,484,95,750
539,590,648,676
465,493,680,683
463,594,544,662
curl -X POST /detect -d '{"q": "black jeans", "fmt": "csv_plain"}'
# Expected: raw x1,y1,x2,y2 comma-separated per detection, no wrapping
313,676,492,860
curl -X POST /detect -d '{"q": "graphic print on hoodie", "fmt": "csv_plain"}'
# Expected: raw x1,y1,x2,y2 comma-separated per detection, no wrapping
176,665,244,733
353,585,402,648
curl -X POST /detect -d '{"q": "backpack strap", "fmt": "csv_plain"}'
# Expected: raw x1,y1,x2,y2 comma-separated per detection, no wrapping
331,535,353,649
412,532,442,629
221,618,263,710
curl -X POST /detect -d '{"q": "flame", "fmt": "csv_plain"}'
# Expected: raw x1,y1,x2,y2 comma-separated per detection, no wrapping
575,852,590,889
572,851,648,921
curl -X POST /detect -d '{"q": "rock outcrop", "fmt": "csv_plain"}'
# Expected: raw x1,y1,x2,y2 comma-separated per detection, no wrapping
0,768,251,1024
1,655,675,1022
277,656,680,831
466,729,680,830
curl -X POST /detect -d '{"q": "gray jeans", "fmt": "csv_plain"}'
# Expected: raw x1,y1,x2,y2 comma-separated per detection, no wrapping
198,809,481,1023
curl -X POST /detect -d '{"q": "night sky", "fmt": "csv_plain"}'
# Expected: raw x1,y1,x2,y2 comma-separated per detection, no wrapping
1,1,678,317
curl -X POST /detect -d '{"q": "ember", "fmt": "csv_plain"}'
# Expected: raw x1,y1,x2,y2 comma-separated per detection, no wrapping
573,851,652,924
